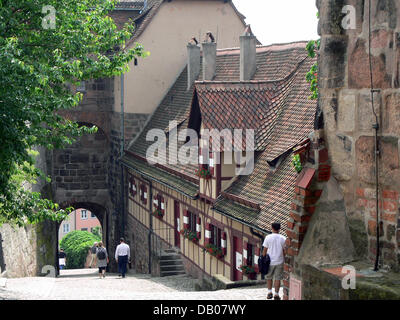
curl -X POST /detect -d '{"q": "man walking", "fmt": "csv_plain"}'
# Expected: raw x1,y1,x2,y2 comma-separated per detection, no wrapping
262,222,286,300
115,238,130,278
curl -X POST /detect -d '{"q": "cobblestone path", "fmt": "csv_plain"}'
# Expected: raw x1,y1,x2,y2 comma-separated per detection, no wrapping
0,269,282,300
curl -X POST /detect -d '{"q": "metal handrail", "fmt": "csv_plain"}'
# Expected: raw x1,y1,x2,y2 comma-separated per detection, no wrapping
150,226,175,257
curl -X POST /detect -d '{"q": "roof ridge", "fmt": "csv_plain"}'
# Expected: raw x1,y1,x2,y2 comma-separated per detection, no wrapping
216,40,310,56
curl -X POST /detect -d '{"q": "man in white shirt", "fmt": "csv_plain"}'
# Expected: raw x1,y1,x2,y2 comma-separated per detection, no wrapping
115,238,130,278
262,222,286,300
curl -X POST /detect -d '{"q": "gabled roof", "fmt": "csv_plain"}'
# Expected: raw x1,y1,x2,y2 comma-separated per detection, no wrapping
194,79,291,152
119,0,248,48
123,40,317,233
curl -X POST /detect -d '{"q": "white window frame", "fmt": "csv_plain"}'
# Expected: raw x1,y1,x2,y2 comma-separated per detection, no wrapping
63,223,70,234
81,209,88,220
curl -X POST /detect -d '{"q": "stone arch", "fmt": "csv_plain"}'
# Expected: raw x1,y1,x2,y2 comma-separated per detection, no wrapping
56,201,111,273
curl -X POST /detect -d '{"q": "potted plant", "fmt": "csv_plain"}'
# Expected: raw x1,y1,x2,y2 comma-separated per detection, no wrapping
152,208,164,219
180,229,199,243
240,265,257,280
204,243,224,259
195,168,212,179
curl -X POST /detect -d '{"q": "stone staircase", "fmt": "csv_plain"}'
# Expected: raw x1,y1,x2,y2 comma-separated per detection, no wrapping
159,249,186,277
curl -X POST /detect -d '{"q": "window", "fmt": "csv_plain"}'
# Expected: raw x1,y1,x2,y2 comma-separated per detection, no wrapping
247,243,254,266
210,225,222,248
91,213,96,218
129,177,137,197
81,228,88,231
81,210,88,220
188,212,197,233
140,184,148,205
63,224,70,234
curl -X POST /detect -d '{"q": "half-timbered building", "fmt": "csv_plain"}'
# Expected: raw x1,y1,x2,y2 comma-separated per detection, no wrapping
122,26,317,281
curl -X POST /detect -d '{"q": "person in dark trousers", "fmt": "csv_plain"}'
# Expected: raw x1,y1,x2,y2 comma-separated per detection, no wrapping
262,222,286,300
58,249,67,270
115,238,130,278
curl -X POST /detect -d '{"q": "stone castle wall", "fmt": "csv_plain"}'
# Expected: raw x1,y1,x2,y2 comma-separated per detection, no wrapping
318,0,400,270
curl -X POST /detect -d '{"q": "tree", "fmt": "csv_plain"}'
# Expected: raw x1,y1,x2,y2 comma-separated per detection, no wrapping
0,0,149,226
60,230,101,269
91,226,102,239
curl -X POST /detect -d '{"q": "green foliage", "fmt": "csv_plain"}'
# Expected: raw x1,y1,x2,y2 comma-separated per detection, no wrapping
0,0,149,225
292,154,303,173
306,39,320,100
152,208,164,219
180,229,199,242
204,243,223,259
60,230,101,269
195,168,212,179
239,265,256,275
91,226,102,239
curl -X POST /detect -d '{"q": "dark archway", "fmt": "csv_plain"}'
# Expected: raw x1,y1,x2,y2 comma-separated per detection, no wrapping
55,202,110,276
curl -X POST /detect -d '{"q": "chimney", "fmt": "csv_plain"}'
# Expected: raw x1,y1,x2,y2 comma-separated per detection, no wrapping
187,38,201,90
240,25,257,81
202,32,217,81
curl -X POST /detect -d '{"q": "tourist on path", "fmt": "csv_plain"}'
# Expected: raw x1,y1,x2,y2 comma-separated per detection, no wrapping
96,242,109,279
89,242,98,268
262,222,286,300
115,238,130,278
58,249,67,270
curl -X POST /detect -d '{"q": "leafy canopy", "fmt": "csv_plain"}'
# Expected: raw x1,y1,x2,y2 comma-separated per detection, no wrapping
0,0,149,225
60,230,101,269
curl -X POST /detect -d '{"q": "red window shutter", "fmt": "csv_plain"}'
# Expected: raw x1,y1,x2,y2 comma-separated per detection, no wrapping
160,196,165,214
243,241,248,265
196,216,201,239
221,232,227,255
254,247,261,272
183,209,189,230
204,222,211,245
143,186,148,205
209,152,214,176
153,195,158,209
131,179,137,197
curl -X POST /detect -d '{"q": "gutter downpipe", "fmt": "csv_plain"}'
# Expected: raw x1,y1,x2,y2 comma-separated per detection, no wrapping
120,74,126,239
368,0,380,272
140,176,153,275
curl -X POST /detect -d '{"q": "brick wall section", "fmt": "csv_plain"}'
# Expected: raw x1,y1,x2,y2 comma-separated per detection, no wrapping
283,131,329,300
357,187,399,268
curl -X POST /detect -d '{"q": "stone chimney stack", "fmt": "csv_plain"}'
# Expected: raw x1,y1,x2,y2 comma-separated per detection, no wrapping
202,32,217,81
187,38,201,90
240,25,257,81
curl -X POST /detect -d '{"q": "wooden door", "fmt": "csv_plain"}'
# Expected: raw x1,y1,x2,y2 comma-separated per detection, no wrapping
174,201,180,249
233,236,243,281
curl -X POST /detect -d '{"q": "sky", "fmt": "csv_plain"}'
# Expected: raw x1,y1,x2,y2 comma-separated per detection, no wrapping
232,0,319,45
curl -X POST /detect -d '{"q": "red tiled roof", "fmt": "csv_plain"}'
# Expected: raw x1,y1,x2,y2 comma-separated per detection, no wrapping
125,40,317,233
194,81,287,151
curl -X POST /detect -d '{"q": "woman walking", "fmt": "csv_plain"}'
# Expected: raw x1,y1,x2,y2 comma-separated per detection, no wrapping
96,242,109,279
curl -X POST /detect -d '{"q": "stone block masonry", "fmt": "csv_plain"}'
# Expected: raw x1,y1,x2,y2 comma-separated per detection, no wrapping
318,0,400,274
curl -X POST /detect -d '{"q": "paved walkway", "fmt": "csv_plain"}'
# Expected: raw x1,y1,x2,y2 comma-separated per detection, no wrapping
0,269,282,300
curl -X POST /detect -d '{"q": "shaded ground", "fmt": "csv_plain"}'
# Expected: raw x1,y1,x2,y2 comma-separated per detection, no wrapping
0,269,279,300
